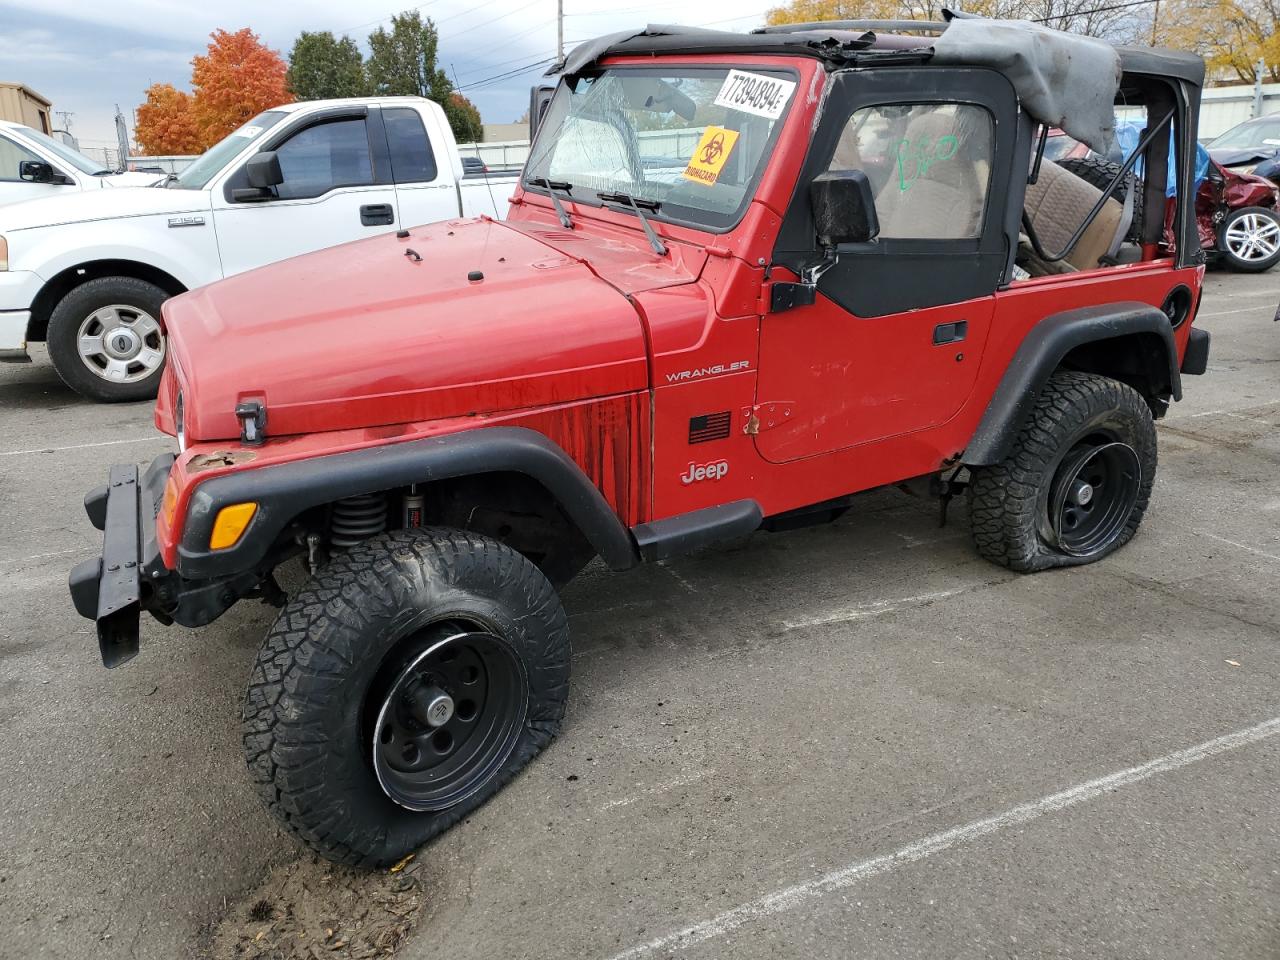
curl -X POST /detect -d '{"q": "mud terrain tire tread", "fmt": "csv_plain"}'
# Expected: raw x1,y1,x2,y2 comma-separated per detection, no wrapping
968,371,1156,573
242,528,570,868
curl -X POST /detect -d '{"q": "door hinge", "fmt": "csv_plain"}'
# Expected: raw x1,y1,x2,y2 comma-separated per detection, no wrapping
741,401,796,435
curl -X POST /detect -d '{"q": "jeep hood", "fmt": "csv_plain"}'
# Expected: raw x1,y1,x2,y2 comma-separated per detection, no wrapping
0,185,207,232
168,218,656,441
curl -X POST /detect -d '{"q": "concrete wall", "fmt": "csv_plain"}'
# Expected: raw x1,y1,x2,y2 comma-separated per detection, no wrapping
1198,83,1280,139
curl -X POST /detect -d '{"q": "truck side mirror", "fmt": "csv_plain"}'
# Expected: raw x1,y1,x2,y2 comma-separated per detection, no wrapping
810,170,880,246
19,160,62,184
246,151,284,189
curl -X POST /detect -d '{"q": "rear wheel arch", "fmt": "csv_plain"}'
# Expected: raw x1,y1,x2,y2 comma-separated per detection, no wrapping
27,259,187,342
964,302,1179,467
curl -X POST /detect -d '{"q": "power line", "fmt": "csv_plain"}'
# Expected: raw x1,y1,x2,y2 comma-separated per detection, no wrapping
1030,0,1159,20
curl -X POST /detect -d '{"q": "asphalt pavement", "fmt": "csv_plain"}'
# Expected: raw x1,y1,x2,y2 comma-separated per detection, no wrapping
0,269,1277,960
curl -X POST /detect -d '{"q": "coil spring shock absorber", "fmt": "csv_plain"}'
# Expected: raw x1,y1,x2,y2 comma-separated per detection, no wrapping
330,493,387,548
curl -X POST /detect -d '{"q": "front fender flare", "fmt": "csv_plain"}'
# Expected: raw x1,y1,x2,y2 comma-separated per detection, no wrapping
964,301,1179,467
177,427,640,579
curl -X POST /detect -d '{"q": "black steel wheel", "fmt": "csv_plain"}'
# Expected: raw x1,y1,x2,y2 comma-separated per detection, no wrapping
242,528,570,868
1045,440,1142,557
370,624,528,811
969,371,1157,572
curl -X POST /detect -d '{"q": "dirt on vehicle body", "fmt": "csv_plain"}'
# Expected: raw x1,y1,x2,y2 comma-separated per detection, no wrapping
70,19,1210,868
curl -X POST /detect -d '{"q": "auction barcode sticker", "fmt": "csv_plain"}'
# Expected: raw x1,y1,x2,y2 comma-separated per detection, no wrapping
713,70,797,120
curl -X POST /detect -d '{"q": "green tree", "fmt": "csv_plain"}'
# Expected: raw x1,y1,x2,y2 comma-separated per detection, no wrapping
447,93,484,143
287,31,368,100
367,11,474,139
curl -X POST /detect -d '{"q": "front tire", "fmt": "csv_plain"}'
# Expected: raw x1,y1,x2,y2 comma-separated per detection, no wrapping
968,371,1156,572
242,528,570,867
1216,206,1280,272
46,276,170,402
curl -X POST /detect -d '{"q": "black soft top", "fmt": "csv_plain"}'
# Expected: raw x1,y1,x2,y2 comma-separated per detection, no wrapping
557,22,1204,90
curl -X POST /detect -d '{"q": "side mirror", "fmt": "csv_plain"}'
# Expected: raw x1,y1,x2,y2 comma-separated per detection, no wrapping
246,151,284,189
810,170,879,247
19,160,61,184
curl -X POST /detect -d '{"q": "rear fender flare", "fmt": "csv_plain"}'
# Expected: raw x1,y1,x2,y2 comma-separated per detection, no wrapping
177,427,639,579
964,302,1179,467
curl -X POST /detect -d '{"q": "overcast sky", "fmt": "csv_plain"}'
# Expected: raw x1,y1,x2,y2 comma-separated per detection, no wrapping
0,0,772,149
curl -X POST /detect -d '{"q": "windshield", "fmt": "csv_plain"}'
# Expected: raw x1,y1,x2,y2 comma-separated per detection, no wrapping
1210,117,1280,151
17,127,109,175
524,66,797,231
172,110,288,189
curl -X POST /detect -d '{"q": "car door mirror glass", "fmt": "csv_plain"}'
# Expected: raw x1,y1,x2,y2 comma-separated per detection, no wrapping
19,159,59,184
810,169,879,246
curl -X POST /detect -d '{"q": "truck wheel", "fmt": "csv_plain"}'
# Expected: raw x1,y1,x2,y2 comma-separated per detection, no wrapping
242,528,570,867
968,371,1156,572
1216,206,1280,272
46,276,169,402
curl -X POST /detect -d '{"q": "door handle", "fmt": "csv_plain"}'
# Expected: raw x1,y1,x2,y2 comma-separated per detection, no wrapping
360,203,394,226
933,320,968,345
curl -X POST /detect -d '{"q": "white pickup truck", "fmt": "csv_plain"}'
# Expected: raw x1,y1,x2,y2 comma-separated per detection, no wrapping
0,96,517,400
0,121,163,207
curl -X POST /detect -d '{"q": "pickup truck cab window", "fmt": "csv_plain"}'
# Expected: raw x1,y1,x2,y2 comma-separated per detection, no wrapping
524,66,796,231
174,110,289,189
0,133,40,182
384,107,438,184
274,117,375,200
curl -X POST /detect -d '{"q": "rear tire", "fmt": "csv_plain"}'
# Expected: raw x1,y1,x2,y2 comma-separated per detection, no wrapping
968,371,1156,572
241,528,570,867
46,276,170,402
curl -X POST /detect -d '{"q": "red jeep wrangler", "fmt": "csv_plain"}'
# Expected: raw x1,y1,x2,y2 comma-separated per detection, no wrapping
70,21,1210,866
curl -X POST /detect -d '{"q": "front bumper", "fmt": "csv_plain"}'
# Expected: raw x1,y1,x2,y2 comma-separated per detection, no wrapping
68,454,174,667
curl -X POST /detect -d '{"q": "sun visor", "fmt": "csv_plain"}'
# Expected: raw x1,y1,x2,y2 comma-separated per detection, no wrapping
932,17,1122,156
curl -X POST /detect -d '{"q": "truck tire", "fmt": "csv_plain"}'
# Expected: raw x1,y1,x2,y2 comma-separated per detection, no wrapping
968,371,1156,572
1215,206,1280,272
46,276,170,402
1057,156,1144,244
242,528,570,867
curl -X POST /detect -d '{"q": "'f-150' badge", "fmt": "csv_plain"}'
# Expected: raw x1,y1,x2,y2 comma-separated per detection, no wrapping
168,216,206,228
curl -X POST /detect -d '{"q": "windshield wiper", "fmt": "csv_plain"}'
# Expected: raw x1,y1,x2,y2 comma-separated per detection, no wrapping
596,191,666,255
528,177,574,229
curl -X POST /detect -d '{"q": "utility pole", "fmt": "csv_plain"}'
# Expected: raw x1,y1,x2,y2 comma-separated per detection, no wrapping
557,0,564,62
1254,59,1266,118
55,110,74,132
1149,0,1159,45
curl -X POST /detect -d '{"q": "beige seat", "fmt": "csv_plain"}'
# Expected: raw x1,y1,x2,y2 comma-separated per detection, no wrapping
1022,159,1123,272
875,109,990,240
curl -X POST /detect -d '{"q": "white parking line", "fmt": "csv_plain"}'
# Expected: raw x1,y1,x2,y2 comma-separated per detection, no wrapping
0,435,167,457
604,715,1280,960
1198,532,1280,565
781,587,972,632
0,548,82,567
600,770,711,811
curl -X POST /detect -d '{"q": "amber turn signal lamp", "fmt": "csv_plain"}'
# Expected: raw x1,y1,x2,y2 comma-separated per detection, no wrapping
210,502,258,550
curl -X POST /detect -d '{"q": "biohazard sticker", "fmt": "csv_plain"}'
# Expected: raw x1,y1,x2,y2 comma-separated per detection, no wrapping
713,70,796,120
682,126,740,186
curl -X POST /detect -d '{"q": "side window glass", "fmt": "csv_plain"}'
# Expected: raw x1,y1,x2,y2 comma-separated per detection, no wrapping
827,103,993,239
0,135,41,182
384,107,437,184
273,118,373,200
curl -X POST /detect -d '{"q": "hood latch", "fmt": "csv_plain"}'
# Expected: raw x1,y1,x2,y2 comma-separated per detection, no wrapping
235,400,268,446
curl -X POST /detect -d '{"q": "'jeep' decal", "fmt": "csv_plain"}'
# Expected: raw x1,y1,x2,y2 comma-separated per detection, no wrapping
680,460,729,485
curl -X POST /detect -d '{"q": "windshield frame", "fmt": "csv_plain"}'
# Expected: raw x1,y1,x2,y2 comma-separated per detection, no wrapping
173,110,290,190
523,63,800,235
14,126,108,176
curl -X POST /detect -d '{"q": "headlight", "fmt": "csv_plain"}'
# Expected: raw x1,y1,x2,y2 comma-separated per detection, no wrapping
175,390,187,452
0,235,8,272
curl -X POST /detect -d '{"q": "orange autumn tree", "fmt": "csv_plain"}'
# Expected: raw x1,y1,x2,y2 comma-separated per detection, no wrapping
134,83,203,155
191,28,293,146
